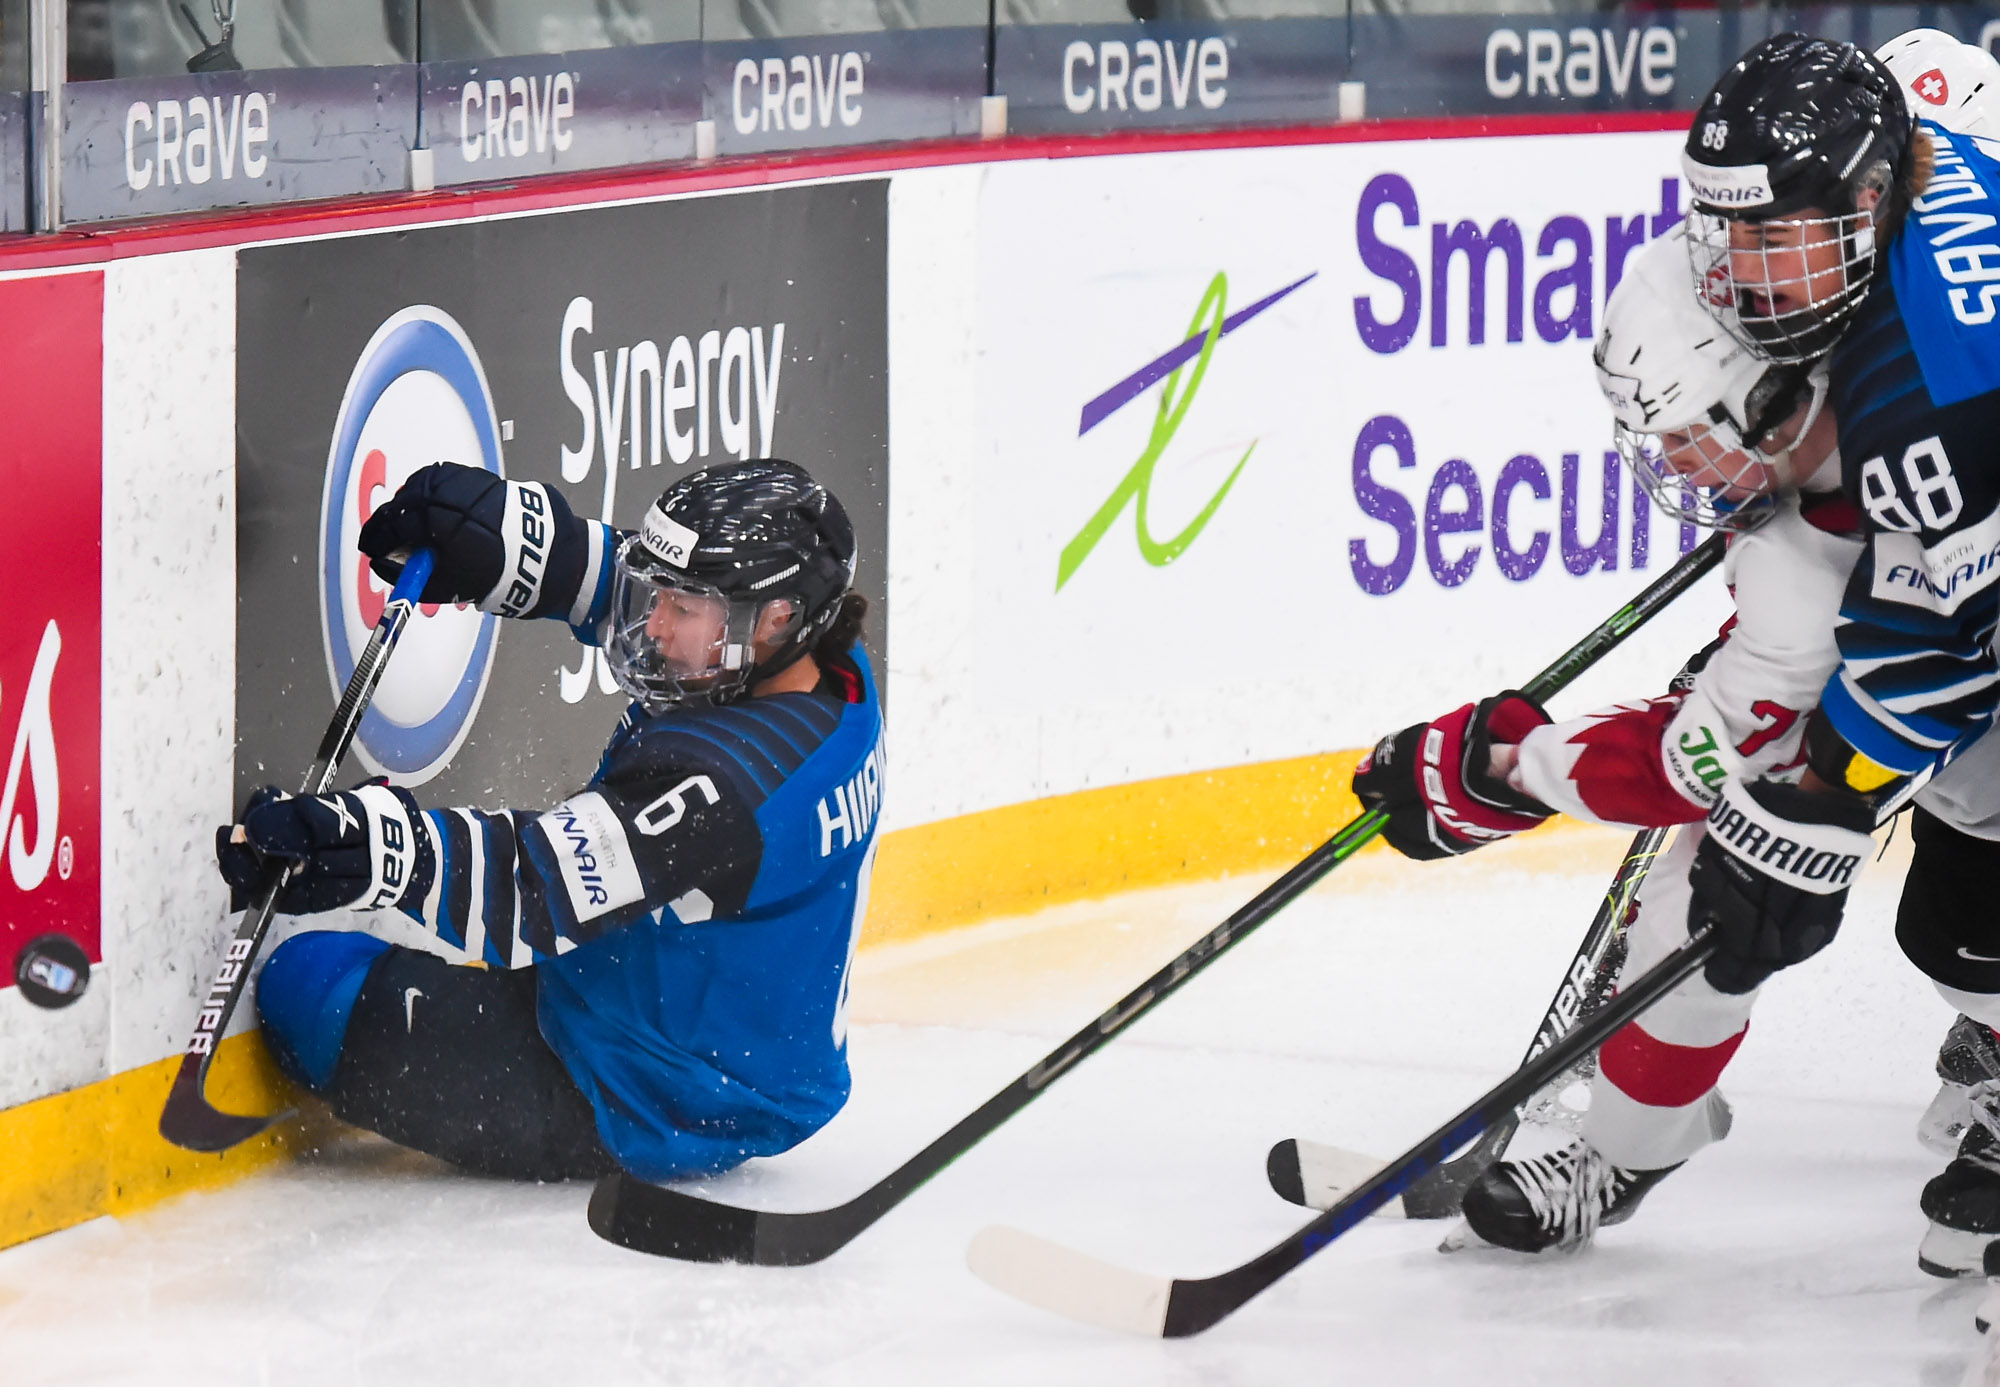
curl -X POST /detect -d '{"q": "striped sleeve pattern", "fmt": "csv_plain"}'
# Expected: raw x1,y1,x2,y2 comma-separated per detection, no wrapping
398,807,575,969
1823,273,2000,775
1826,578,2000,773
567,522,619,644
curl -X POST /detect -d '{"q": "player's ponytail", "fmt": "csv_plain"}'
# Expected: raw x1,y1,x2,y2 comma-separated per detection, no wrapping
815,592,869,657
1883,125,1936,243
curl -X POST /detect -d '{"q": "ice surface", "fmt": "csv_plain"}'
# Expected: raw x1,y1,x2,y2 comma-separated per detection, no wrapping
2,823,1987,1386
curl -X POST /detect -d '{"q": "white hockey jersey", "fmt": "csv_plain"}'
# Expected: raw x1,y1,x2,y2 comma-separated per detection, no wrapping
1507,31,2000,837
1511,490,1862,828
1511,485,2000,837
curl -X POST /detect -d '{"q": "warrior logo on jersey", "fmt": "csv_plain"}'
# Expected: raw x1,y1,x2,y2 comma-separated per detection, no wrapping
319,306,504,783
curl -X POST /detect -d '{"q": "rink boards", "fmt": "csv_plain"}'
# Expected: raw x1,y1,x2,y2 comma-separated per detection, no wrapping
0,117,1733,1248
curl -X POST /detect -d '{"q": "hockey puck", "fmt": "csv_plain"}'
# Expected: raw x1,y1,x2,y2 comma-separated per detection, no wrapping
13,934,90,1009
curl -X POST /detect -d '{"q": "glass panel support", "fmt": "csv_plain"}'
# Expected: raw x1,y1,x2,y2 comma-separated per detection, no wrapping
29,0,60,228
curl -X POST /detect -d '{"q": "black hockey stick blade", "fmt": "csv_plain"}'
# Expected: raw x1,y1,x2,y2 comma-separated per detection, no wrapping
1269,824,1668,1218
589,1173,765,1261
589,537,1723,1262
1264,1138,1307,1207
158,550,434,1154
1264,1139,1402,1216
968,928,1718,1337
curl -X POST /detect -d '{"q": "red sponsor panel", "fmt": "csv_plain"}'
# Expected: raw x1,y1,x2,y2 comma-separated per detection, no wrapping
0,273,103,986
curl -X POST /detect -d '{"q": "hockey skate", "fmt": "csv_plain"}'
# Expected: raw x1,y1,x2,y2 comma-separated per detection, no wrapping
1446,1138,1680,1254
1919,1015,2000,1157
1920,1119,2000,1277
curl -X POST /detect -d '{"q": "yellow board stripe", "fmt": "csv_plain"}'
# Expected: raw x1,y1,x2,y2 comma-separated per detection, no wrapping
860,748,1374,949
0,745,1588,1254
0,1033,334,1252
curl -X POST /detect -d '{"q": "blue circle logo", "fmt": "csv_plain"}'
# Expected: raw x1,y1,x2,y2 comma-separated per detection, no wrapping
319,307,503,784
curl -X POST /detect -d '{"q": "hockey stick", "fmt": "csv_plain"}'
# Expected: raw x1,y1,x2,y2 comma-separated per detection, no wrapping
1268,823,1667,1218
159,549,435,1154
587,534,1725,1263
965,926,1718,1337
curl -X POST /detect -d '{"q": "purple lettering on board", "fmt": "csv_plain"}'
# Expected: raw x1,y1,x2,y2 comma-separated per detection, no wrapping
1355,174,1422,355
1494,453,1551,582
1533,215,1592,343
1431,219,1524,347
1425,458,1483,588
1349,414,1418,594
1604,212,1647,301
1562,450,1620,576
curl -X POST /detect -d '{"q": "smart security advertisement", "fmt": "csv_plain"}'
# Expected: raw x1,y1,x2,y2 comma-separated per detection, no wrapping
971,133,1731,786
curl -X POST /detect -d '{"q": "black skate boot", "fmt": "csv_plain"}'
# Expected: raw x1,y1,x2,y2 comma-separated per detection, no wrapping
1919,1121,2000,1277
1458,1139,1681,1253
1919,1015,2000,1157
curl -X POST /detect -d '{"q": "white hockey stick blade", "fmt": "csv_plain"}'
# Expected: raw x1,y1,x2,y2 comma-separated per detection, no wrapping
1286,1140,1405,1217
967,1225,1170,1336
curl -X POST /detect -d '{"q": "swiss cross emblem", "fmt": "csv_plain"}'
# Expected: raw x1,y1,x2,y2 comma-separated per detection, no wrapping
1915,69,1949,105
1701,261,1733,309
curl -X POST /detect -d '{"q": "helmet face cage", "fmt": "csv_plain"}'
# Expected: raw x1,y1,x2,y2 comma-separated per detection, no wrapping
1615,417,1779,534
1613,362,1818,534
603,538,804,712
1685,205,1879,364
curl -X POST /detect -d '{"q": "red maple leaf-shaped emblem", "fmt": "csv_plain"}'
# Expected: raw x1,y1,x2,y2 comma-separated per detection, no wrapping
1916,69,1949,105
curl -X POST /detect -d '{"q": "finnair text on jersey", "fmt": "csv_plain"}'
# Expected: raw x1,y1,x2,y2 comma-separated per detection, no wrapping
1873,509,2000,616
539,790,645,923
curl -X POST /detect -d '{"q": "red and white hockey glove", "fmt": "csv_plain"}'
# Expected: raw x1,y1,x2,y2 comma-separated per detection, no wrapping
1353,692,1554,861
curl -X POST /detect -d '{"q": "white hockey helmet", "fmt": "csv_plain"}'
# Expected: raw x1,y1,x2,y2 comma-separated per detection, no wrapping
1597,227,1824,532
1877,29,2000,138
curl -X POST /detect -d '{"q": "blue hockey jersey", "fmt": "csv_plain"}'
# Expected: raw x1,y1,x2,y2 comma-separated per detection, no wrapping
535,655,884,1181
1824,120,2000,775
383,617,885,1181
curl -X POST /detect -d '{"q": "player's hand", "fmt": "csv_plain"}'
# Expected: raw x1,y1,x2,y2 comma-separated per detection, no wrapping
215,784,424,915
1688,778,1873,994
358,462,579,619
1352,692,1554,861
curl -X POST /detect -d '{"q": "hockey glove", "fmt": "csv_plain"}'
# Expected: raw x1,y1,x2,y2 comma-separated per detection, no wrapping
357,462,591,620
1353,692,1554,861
1688,778,1874,995
215,784,429,916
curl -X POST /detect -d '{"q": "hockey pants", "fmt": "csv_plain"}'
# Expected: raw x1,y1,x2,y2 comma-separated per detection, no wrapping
1585,807,2000,1172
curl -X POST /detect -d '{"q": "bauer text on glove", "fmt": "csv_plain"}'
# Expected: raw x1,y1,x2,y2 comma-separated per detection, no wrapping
1351,692,1554,861
356,461,602,622
215,784,431,916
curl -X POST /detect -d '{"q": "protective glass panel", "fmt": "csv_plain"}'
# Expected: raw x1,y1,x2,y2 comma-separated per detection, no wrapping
67,0,418,79
417,0,699,63
702,0,986,41
1,0,25,90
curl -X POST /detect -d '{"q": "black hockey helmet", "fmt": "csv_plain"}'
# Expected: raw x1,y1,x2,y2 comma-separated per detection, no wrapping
1681,34,1917,363
604,459,858,709
1684,34,1912,219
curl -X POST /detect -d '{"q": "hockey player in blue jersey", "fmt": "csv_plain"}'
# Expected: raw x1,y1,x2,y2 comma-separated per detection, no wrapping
215,459,884,1185
1670,35,2000,1267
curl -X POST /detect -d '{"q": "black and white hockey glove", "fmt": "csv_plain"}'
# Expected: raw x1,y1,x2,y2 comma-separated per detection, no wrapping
1688,778,1874,995
357,462,591,620
216,784,429,915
